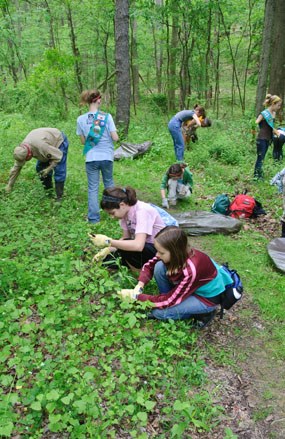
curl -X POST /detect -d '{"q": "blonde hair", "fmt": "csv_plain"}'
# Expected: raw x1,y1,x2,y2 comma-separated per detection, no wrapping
80,89,101,106
263,94,282,107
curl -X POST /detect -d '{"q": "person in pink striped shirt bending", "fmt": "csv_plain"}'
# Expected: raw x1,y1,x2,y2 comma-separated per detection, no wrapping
118,226,233,327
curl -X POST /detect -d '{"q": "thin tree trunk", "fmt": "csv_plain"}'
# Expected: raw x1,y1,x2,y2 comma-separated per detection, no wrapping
205,4,212,105
43,0,56,48
213,10,221,118
168,14,178,111
218,4,244,113
130,13,139,112
102,31,110,93
65,1,83,93
268,0,285,107
114,0,131,136
255,0,276,115
242,0,256,111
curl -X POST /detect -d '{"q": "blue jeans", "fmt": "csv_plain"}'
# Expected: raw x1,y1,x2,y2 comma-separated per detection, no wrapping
85,160,114,223
254,139,270,179
36,133,69,182
149,261,217,320
168,117,184,161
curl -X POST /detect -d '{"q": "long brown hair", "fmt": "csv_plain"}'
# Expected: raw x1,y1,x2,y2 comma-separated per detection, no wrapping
155,226,193,273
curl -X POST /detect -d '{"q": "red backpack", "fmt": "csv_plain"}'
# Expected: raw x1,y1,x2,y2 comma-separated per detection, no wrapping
229,194,256,219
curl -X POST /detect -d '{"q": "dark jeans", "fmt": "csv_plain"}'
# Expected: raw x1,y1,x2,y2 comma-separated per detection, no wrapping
273,134,285,161
254,139,270,178
103,241,156,269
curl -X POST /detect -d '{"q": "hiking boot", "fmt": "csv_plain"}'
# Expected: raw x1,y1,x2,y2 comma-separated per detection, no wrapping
40,174,53,190
192,310,217,329
55,181,64,201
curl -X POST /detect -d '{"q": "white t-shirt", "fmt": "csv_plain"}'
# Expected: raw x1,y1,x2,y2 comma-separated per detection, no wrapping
76,111,117,162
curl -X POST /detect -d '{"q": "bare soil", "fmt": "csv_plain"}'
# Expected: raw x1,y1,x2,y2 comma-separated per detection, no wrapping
189,220,285,439
192,299,285,439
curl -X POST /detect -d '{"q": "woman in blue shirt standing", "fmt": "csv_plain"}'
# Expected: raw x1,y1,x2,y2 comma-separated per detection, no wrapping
77,89,119,224
168,107,202,161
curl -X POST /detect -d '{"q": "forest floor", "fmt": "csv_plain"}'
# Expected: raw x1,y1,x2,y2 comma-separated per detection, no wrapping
190,217,285,439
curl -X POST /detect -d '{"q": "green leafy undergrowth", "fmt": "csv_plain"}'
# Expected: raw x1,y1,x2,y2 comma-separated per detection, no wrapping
0,260,219,437
1,108,284,437
0,188,220,438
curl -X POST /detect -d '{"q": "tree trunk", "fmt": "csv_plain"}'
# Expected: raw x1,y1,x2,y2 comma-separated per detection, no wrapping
44,0,56,48
218,4,244,113
167,14,178,111
213,10,221,118
130,12,139,111
65,1,83,93
255,0,276,115
268,0,285,109
115,0,131,137
205,5,212,105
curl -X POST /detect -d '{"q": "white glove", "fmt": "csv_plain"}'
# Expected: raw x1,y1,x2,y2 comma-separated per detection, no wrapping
117,289,138,300
89,233,112,248
133,284,144,295
162,198,169,209
92,247,111,263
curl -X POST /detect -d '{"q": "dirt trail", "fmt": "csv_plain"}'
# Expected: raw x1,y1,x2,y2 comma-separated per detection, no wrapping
196,299,285,439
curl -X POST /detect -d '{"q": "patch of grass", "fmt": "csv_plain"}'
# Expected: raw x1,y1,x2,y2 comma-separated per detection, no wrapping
0,106,284,437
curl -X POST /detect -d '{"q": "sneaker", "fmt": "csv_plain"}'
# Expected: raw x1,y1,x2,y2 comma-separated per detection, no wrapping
192,310,217,329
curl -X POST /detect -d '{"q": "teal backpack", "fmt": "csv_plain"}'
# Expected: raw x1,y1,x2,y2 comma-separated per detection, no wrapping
211,194,231,215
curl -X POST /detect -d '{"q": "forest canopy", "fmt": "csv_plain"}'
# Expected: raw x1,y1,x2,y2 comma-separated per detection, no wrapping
1,0,284,126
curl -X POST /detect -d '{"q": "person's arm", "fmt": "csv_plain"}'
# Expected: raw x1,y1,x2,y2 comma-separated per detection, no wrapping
192,113,201,127
111,131,119,142
39,146,63,176
160,174,169,207
109,233,147,252
137,270,196,307
184,169,193,187
79,135,86,145
255,114,263,124
5,161,24,192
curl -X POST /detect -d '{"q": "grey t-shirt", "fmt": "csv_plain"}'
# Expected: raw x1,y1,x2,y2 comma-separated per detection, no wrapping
174,110,195,122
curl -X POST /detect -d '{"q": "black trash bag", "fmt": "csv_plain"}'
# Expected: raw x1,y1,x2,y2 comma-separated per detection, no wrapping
267,238,285,273
114,141,152,160
173,210,242,236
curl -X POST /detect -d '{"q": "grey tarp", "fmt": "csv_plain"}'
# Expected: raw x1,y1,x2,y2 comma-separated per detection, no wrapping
173,211,242,235
267,238,285,273
114,141,152,160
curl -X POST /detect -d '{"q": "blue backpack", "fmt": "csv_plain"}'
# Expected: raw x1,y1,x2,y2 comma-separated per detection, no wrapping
219,263,243,318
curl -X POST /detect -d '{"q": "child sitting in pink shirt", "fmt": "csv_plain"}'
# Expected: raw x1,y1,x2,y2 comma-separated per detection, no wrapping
89,186,165,270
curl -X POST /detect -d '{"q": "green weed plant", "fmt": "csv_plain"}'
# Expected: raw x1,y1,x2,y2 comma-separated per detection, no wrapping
0,105,284,437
